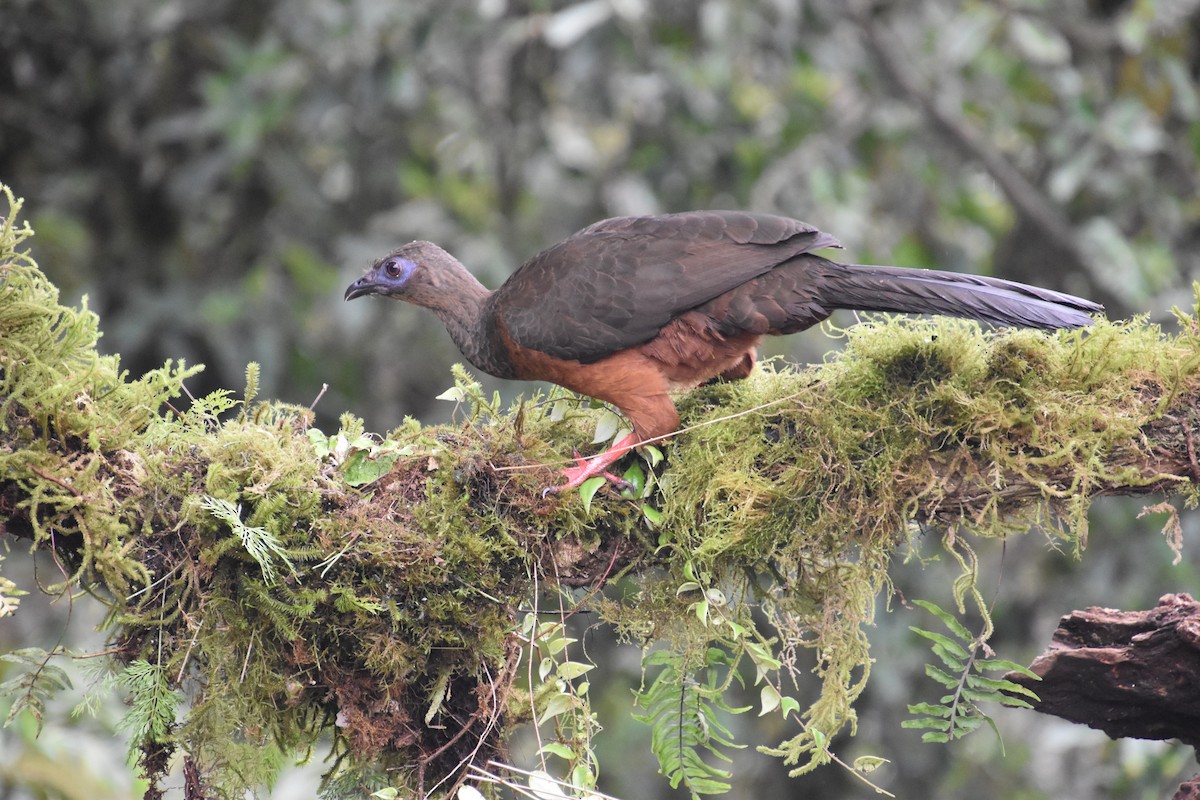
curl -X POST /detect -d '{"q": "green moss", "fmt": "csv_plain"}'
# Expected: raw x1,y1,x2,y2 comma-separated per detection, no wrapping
0,188,203,596
643,311,1200,771
4,181,1199,795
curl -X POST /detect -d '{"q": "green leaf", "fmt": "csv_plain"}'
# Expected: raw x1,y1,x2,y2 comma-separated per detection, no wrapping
538,692,574,725
982,715,1004,753
906,702,952,718
570,762,595,791
116,660,182,748
592,408,622,443
997,695,1035,709
342,450,399,487
929,646,967,673
960,686,998,704
744,641,780,676
435,386,466,402
680,776,733,795
539,742,576,760
924,664,960,689
976,658,1040,679
0,650,72,732
198,496,294,583
759,684,781,716
32,665,71,691
549,399,570,422
912,599,973,642
307,428,331,456
579,476,605,512
642,504,665,526
853,755,889,773
557,662,594,680
622,462,645,495
910,626,970,660
902,717,950,731
967,675,1039,699
950,714,985,734
642,445,664,467
543,634,575,656
642,650,677,668
632,649,742,796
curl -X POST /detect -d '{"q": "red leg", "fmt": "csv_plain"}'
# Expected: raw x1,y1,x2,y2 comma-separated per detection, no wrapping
545,432,639,495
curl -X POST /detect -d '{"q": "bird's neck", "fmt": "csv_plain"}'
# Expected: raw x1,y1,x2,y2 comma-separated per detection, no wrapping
426,268,516,380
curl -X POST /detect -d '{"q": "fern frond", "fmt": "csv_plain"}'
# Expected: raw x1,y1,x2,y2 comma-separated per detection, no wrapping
199,495,294,584
632,648,747,798
903,600,1041,749
0,647,72,734
116,659,182,747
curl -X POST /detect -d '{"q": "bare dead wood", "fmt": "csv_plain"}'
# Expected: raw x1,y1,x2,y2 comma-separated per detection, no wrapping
1175,777,1200,800
1007,593,1200,745
1006,593,1200,798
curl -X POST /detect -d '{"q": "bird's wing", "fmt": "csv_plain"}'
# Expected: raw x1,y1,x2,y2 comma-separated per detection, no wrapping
495,211,840,363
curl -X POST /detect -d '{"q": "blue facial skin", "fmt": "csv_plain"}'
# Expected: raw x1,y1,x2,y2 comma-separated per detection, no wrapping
380,257,417,289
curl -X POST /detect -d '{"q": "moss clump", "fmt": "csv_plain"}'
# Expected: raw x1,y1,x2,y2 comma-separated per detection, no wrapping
0,187,203,596
0,187,548,795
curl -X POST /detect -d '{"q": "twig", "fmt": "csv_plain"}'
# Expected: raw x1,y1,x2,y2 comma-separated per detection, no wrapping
309,382,328,412
28,465,80,496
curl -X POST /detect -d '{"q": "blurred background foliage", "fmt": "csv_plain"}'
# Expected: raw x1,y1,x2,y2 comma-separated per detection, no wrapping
1,0,1199,797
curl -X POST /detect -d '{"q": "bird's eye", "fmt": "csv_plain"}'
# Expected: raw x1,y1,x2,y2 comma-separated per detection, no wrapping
383,258,402,278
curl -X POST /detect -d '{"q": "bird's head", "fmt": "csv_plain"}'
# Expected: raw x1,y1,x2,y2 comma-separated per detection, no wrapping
344,241,467,308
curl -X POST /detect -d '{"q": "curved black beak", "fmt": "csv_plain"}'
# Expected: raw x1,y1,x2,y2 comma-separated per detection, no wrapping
344,274,380,301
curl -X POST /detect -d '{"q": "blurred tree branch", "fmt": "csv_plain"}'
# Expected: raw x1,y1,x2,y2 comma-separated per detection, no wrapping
849,3,1090,273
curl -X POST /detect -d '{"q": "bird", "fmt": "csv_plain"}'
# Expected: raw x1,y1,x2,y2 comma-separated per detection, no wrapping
345,211,1102,492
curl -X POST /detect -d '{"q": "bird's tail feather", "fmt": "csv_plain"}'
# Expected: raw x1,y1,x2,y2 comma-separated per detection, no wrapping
820,263,1102,330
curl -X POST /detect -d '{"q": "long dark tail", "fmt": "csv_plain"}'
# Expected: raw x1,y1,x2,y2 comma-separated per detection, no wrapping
820,263,1102,330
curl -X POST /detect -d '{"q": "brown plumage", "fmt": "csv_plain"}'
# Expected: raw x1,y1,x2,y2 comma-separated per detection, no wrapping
345,211,1102,490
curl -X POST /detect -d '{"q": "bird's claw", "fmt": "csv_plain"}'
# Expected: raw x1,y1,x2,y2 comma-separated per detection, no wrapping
542,466,630,497
542,432,640,499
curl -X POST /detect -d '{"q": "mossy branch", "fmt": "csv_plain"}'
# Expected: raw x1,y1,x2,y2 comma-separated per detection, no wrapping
1,183,1197,798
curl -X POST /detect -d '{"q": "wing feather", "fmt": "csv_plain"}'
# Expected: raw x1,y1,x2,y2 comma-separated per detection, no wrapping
496,211,840,363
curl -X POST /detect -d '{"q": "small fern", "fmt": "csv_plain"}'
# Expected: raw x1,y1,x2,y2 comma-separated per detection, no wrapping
632,648,748,798
116,659,182,748
903,600,1040,746
199,495,294,584
0,647,72,734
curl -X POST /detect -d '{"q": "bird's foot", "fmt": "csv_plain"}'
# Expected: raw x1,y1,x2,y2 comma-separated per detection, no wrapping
542,433,638,496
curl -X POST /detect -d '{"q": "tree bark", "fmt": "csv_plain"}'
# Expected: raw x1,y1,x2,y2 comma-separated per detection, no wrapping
1007,593,1200,799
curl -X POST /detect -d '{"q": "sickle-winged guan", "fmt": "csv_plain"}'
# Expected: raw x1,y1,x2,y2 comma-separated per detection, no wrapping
345,211,1101,491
